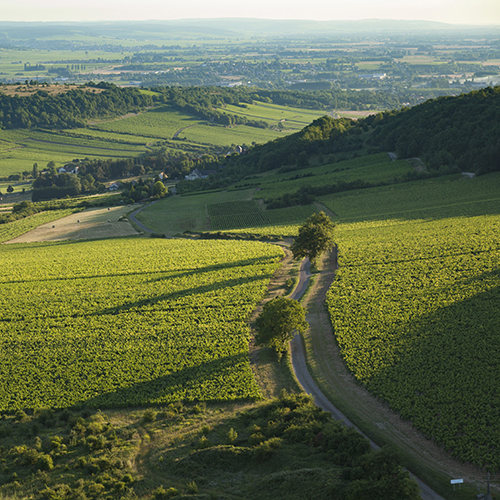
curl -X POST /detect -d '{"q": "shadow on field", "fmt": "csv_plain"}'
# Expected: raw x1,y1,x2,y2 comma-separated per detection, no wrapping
1,250,276,286
70,353,255,409
93,272,269,317
354,273,500,465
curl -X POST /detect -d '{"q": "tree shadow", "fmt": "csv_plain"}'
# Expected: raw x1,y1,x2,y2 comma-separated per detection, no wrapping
70,353,258,409
1,252,276,287
348,272,500,465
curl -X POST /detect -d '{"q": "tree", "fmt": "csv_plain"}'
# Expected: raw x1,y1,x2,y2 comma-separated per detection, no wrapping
47,161,57,175
6,185,14,193
255,297,308,359
153,181,167,198
290,211,335,266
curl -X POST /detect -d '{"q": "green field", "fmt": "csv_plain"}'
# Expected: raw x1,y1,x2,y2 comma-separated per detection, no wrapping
0,237,283,410
0,102,330,178
254,154,413,200
320,172,500,221
217,101,327,130
325,172,500,469
209,202,319,231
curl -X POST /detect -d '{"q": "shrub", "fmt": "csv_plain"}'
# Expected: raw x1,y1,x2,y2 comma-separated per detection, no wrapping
227,428,238,445
152,486,179,499
252,437,283,461
186,481,199,494
38,454,54,471
196,436,211,449
142,408,158,423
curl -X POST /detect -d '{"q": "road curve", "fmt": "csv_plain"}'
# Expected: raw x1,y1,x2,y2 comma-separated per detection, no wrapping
288,258,445,500
128,200,160,234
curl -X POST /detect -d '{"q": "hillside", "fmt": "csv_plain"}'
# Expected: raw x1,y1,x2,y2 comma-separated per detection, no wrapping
1,83,500,499
181,85,500,197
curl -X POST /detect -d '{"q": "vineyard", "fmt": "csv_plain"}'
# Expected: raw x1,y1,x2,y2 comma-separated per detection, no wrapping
320,171,500,222
208,201,318,231
0,238,283,410
247,152,404,192
326,211,500,468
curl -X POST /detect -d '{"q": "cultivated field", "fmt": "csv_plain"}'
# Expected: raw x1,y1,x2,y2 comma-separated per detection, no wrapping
323,172,500,469
0,238,283,410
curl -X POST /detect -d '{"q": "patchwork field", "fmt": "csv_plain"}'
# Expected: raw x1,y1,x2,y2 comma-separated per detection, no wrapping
4,205,140,243
0,101,329,178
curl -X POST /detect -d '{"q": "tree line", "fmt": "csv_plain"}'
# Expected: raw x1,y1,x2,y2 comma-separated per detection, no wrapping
0,82,154,129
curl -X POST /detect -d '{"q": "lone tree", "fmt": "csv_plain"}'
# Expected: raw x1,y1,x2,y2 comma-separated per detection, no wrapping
255,297,308,360
290,211,335,266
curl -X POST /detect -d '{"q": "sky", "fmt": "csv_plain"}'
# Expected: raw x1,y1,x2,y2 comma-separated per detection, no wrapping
2,0,500,25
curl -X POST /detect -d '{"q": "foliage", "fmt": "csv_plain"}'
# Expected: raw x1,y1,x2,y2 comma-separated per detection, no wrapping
255,297,308,358
367,85,500,174
291,211,336,266
0,83,154,129
0,393,418,500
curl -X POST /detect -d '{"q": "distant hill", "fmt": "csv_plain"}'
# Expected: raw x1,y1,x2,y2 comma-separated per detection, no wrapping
0,19,495,41
230,85,500,178
368,85,500,174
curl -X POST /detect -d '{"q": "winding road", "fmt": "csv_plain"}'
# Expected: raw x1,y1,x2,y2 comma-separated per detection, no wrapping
124,205,445,500
288,257,445,500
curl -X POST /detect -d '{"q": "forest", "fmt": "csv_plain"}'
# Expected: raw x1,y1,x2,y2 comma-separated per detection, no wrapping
0,83,154,129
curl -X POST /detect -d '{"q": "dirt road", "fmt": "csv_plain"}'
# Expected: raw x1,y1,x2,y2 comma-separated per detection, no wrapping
288,257,446,500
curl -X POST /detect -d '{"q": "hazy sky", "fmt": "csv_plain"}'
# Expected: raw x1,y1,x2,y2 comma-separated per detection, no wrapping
2,0,500,25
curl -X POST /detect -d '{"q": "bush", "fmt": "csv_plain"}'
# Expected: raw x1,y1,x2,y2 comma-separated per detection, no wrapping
227,428,238,445
186,481,199,493
142,408,158,423
253,437,283,461
152,486,179,499
38,454,54,471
